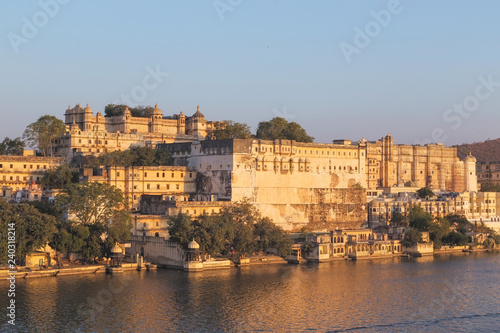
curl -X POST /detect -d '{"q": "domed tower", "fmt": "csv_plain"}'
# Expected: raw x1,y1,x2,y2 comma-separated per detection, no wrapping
83,104,93,131
190,106,207,137
464,153,478,192
150,104,163,133
123,107,132,133
64,105,74,126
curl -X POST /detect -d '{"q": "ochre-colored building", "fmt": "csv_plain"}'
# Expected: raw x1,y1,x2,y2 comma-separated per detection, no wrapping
0,155,62,201
82,165,197,210
53,104,219,161
364,134,476,192
368,191,500,226
160,138,368,232
476,161,500,189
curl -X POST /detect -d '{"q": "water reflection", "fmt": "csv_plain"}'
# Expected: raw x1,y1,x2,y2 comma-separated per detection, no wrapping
1,252,499,332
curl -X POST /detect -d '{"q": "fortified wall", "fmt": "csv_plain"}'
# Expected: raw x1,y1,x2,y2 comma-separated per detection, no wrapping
159,139,367,231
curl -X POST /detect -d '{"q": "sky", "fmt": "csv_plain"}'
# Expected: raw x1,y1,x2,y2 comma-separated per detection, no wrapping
1,0,500,146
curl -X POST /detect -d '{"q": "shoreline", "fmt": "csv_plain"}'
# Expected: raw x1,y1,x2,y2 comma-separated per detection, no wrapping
1,248,498,280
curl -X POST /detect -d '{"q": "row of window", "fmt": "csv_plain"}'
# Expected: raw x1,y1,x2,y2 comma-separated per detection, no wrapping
145,184,180,190
115,171,192,178
254,147,361,157
1,175,40,181
0,164,47,170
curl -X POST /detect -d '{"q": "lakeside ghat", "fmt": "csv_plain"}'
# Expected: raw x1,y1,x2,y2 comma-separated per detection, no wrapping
1,252,499,332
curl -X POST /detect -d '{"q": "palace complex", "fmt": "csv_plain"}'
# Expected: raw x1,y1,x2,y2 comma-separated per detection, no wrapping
52,103,218,162
1,105,491,234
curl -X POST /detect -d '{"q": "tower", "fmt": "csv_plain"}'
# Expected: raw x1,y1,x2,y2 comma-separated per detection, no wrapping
464,153,478,192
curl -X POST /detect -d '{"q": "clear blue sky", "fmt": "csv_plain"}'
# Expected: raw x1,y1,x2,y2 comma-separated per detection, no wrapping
1,0,500,146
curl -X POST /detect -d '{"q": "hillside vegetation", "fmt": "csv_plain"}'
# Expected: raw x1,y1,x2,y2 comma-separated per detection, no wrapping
454,138,500,162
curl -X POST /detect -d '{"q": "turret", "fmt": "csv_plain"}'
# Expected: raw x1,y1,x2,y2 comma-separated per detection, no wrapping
464,152,478,192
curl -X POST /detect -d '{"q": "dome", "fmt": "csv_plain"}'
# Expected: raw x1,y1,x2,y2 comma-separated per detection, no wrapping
464,153,476,163
192,106,204,119
153,103,163,115
187,239,200,249
84,103,92,113
124,106,131,115
111,243,122,254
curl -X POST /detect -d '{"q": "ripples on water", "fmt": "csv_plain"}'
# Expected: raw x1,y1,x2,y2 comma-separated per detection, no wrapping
1,252,499,332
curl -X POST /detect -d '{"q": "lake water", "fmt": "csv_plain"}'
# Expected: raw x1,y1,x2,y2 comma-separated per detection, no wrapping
2,252,499,332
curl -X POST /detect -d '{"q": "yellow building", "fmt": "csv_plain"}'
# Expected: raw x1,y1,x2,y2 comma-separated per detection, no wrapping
364,134,477,192
368,191,500,226
0,155,62,201
476,161,500,189
82,165,197,210
53,104,219,161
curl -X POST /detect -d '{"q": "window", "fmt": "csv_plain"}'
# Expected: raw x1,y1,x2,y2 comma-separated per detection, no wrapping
23,165,27,169
167,184,170,190
144,172,147,177
0,164,2,168
181,173,184,177
162,173,165,177
30,165,33,169
147,184,150,189
176,184,180,190
171,173,174,177
189,173,192,178
157,172,159,177
157,184,160,190
43,165,46,169
117,172,120,177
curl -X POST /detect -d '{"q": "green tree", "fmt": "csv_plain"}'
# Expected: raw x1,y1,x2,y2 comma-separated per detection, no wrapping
416,187,435,199
444,231,469,246
445,214,471,234
429,217,451,248
408,205,432,231
253,217,292,257
0,137,25,156
480,183,500,192
390,212,408,226
23,115,65,157
41,164,79,189
212,121,252,139
192,214,230,255
104,104,155,118
56,182,130,227
0,200,57,264
80,146,173,168
256,117,314,143
401,228,423,248
167,213,194,250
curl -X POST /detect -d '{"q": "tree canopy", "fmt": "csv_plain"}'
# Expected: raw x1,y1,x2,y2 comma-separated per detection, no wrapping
480,183,500,192
408,205,433,231
78,146,173,168
0,200,57,264
41,164,79,189
256,117,314,143
167,200,292,257
401,229,423,248
23,115,65,157
0,137,25,156
416,187,435,199
56,182,130,226
212,120,252,140
104,104,155,118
